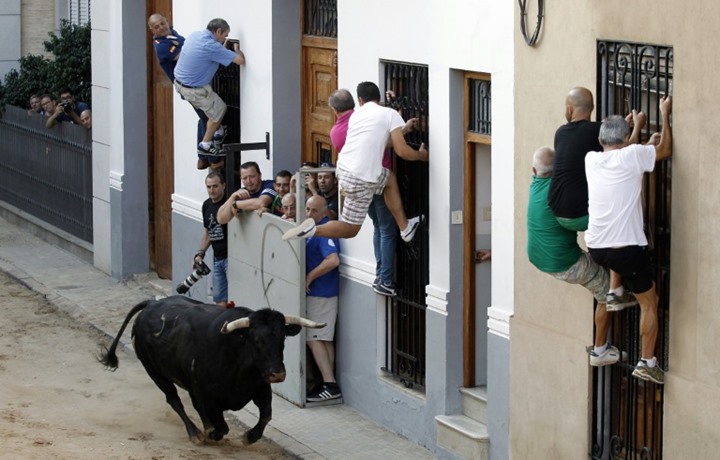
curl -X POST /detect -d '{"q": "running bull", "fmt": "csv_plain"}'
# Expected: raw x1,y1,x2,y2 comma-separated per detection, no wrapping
98,295,324,444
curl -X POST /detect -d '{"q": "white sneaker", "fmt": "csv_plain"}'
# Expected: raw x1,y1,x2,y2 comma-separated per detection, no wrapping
400,215,424,242
589,345,620,367
282,217,316,240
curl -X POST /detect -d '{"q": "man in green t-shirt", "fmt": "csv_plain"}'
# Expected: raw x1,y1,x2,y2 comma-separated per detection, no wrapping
526,146,617,367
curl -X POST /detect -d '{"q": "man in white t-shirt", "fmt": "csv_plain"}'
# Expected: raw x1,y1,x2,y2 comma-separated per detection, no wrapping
283,81,429,243
585,95,673,385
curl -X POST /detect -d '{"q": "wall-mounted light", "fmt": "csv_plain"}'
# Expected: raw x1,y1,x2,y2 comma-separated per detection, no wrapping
519,0,544,46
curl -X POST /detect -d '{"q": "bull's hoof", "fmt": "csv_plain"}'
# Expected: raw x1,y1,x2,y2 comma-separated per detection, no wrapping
188,429,205,445
243,428,262,445
208,430,225,441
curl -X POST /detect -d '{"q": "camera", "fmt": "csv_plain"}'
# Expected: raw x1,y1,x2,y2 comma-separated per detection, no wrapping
176,260,211,294
60,102,74,114
225,38,239,50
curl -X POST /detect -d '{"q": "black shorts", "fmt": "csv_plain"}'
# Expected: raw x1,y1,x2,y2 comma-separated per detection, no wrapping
588,246,654,294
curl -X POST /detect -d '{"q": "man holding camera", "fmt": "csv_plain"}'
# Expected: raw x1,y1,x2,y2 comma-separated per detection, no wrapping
45,88,89,129
173,18,245,170
193,171,229,307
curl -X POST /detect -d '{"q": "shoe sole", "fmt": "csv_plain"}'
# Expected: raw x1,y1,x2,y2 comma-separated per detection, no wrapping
197,149,227,157
282,217,316,241
373,287,397,297
606,301,638,312
307,393,342,402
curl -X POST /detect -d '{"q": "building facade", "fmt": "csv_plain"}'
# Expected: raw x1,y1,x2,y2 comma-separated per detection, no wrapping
90,1,720,458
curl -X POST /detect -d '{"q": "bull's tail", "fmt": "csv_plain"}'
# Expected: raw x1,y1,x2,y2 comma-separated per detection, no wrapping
97,299,151,370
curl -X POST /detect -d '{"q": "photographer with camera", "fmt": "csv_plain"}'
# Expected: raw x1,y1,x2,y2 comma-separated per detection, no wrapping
45,87,89,128
184,171,230,307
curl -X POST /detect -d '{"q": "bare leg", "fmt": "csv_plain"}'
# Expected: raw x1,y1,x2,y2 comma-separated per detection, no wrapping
633,282,659,359
203,118,221,143
314,221,362,239
307,340,336,383
594,302,611,347
383,172,408,230
610,270,622,289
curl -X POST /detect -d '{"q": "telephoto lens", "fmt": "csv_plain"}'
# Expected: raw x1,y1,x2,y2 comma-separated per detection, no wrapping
176,260,211,294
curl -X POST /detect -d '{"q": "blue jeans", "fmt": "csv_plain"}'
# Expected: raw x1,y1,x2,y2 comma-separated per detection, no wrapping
367,194,397,284
212,257,228,303
194,106,208,145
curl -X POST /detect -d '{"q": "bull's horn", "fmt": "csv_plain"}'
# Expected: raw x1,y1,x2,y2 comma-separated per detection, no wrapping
221,317,250,334
284,314,326,329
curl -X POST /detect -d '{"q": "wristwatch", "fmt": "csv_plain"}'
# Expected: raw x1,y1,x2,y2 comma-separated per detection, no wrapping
232,200,238,211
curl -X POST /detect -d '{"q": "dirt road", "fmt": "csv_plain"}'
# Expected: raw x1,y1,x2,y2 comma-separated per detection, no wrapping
0,271,296,460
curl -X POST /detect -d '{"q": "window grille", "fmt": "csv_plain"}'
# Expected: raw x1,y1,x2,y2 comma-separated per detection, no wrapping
303,0,337,38
380,61,429,390
592,39,673,460
468,78,491,135
68,0,91,26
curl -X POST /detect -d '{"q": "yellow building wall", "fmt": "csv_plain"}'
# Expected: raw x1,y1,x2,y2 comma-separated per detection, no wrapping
22,0,56,57
511,1,720,458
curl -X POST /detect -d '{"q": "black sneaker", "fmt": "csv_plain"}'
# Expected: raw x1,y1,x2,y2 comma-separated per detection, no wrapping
307,382,341,402
373,282,397,297
197,143,226,157
213,125,228,149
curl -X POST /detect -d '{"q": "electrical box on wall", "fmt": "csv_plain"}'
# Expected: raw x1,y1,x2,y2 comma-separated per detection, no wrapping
451,210,463,225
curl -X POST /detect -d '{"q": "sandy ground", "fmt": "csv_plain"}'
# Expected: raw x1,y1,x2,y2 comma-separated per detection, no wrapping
0,271,297,460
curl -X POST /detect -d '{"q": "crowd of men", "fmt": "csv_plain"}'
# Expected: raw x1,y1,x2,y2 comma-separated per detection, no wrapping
526,87,673,385
27,88,92,130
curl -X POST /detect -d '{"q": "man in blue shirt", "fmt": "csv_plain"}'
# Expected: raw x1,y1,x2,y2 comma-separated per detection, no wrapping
303,195,342,402
173,18,245,167
217,161,278,224
148,13,211,169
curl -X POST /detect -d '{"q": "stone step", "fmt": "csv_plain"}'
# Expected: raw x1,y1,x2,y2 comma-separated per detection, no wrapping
460,385,487,423
436,414,489,460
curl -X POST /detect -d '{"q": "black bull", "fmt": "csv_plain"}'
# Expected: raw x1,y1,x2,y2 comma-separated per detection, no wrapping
98,295,324,445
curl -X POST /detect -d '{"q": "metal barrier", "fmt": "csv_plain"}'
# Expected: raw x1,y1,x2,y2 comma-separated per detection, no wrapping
0,106,93,242
381,61,430,390
592,40,673,460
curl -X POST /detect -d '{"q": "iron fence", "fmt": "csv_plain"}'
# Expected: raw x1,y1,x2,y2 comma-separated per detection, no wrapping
381,61,429,390
592,40,673,460
0,106,92,242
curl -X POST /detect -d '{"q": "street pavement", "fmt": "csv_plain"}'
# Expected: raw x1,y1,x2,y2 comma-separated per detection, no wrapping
0,214,435,460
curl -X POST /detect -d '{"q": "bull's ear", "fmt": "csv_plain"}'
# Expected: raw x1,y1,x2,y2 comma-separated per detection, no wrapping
284,324,302,337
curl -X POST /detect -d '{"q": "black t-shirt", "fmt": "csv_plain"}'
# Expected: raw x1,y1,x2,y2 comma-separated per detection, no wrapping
547,120,602,219
202,197,228,260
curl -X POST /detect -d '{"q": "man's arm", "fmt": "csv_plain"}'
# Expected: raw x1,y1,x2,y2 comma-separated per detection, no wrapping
217,189,250,224
654,96,672,162
305,252,340,292
194,230,210,265
626,109,647,144
45,105,64,128
232,43,245,65
390,127,429,161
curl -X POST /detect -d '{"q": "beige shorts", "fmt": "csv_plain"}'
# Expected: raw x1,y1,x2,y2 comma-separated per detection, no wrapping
337,167,389,226
305,296,338,341
174,82,227,123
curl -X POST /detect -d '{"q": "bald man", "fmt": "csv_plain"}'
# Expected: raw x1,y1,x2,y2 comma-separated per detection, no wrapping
547,87,644,311
526,146,614,368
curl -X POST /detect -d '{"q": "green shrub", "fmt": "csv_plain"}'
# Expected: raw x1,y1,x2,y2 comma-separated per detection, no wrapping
1,20,91,109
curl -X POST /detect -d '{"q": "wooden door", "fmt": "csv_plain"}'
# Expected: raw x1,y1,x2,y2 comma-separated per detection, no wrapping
301,36,337,165
146,0,174,279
